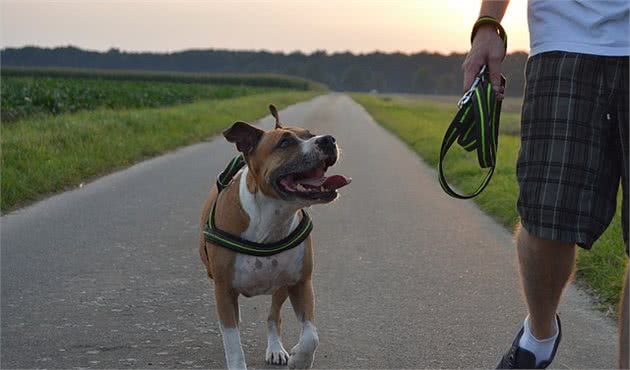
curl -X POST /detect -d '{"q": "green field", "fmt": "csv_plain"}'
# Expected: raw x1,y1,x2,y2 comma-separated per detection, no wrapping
352,94,626,313
1,69,321,211
1,77,268,121
2,67,323,90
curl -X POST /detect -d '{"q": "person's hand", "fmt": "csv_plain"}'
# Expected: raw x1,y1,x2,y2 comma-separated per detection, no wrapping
462,25,506,100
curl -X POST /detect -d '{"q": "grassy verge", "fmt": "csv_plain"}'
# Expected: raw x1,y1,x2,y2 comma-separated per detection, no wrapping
351,93,626,312
2,91,320,211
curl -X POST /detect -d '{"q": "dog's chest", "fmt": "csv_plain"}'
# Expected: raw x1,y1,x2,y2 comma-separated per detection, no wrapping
232,243,305,297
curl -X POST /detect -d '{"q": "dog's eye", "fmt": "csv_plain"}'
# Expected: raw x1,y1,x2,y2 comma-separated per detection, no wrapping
277,137,295,149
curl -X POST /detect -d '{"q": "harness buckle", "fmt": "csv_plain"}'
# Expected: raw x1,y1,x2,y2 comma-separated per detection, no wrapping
457,65,487,109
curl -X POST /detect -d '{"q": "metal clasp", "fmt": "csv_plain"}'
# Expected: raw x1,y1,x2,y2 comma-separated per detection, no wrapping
457,64,487,109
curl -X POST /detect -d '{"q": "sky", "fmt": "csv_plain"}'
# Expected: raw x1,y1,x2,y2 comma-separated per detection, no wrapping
0,0,530,55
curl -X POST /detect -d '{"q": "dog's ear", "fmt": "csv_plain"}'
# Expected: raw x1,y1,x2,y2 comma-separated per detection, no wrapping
269,104,282,129
223,121,264,154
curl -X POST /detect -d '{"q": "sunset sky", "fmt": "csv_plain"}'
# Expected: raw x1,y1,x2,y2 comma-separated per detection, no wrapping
1,0,530,54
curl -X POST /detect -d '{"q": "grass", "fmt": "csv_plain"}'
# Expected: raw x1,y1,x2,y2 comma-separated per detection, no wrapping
351,93,627,313
2,76,268,121
1,90,320,211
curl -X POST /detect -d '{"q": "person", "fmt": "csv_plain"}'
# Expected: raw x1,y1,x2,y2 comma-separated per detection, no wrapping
461,0,629,368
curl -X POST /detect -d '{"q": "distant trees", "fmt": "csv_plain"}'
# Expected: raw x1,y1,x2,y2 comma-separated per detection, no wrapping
1,46,528,97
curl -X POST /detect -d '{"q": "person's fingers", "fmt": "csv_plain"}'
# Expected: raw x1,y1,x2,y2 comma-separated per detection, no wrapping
487,55,503,95
462,56,483,91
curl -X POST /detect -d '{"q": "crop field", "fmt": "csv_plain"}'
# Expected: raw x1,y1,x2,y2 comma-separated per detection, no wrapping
2,67,323,90
352,93,626,313
1,77,268,121
1,69,322,211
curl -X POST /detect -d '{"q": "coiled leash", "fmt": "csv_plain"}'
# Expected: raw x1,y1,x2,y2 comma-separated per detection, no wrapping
438,16,507,199
203,155,313,257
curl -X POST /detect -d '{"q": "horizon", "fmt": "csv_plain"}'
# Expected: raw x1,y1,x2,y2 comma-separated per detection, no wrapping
1,0,530,55
1,44,530,56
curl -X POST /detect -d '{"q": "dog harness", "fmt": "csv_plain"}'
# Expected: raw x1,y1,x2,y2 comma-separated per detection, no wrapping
203,155,313,256
438,65,505,199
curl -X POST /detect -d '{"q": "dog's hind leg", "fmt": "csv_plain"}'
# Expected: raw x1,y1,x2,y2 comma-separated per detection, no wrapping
215,285,246,370
199,186,218,278
199,241,213,279
287,280,319,369
266,287,290,365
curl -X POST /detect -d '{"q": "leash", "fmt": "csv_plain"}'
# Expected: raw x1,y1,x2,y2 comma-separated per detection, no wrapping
203,155,313,257
438,66,505,199
438,16,507,199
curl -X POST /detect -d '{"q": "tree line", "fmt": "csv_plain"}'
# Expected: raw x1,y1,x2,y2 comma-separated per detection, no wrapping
1,46,529,96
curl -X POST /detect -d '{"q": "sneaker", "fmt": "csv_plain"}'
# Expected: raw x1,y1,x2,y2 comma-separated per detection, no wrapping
496,314,562,369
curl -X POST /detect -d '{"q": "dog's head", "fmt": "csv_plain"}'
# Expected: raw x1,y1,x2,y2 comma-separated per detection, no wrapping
223,104,350,205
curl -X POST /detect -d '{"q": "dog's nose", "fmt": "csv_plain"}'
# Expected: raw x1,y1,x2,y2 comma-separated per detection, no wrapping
316,135,336,151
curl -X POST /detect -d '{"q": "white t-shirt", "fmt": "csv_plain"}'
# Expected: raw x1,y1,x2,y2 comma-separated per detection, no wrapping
528,0,630,56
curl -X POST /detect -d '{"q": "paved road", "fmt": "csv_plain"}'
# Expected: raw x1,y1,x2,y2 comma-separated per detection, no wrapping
1,94,618,369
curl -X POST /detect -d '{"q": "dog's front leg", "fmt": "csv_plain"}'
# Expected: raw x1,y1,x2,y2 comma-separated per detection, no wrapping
266,287,290,365
215,284,247,370
287,279,319,369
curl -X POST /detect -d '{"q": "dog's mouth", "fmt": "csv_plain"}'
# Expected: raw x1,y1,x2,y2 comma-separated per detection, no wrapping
276,160,351,201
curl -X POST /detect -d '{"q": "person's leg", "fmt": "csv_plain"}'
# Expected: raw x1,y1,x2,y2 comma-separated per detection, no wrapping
516,225,575,338
615,54,629,370
499,52,617,369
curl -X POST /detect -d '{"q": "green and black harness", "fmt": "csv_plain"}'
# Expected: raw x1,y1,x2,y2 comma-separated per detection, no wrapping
203,155,313,257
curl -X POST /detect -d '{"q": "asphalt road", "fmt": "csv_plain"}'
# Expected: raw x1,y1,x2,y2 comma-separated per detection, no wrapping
1,94,618,369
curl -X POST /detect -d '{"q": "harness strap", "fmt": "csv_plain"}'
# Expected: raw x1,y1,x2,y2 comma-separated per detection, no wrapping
205,205,313,256
438,66,504,199
204,155,314,256
216,155,246,192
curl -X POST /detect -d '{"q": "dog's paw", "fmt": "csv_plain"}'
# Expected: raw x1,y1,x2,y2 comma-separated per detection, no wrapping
265,342,289,366
288,321,318,369
287,344,315,369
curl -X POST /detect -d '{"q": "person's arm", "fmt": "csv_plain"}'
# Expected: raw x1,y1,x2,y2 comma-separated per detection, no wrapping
462,0,510,100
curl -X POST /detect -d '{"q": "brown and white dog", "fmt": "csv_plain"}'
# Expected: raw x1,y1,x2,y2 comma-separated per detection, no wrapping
199,105,350,369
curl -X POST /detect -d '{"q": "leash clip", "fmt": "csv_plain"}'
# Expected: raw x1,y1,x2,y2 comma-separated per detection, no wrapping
457,64,487,109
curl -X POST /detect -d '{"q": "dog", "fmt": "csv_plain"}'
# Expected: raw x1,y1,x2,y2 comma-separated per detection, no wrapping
199,105,350,369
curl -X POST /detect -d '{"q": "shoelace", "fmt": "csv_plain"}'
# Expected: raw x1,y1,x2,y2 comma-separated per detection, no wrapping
438,65,505,199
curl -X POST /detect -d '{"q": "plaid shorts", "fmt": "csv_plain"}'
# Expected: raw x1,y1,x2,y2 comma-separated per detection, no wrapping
517,51,629,252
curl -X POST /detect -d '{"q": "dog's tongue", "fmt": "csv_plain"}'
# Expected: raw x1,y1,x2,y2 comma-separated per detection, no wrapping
322,175,351,189
297,175,351,190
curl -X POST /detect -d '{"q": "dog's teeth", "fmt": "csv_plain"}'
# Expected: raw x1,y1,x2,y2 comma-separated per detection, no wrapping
296,184,306,192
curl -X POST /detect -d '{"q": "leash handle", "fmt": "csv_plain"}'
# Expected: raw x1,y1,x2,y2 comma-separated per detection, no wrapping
471,16,508,55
